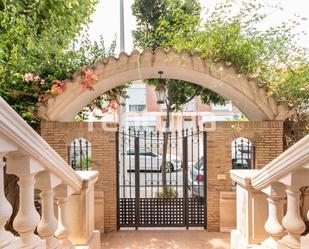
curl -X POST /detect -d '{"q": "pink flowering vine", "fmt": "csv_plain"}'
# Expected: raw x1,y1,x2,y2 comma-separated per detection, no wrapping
80,66,98,91
24,73,43,83
34,75,41,82
101,101,117,113
23,65,98,101
24,73,34,82
50,80,66,96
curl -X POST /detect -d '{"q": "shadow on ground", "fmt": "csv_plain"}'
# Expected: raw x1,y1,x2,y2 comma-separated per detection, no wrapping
101,230,230,249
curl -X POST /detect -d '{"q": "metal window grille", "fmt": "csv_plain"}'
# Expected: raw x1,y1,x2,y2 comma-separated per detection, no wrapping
231,138,255,169
68,138,91,170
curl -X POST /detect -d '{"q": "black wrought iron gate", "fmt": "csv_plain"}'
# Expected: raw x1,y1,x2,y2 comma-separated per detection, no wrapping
116,129,207,229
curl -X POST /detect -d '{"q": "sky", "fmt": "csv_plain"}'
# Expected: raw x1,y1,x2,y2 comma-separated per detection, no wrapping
86,0,309,54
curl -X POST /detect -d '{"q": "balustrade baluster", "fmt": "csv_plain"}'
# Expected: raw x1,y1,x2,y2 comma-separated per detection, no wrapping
278,171,308,249
6,155,45,249
300,209,309,248
36,171,61,249
0,153,20,248
262,183,286,249
55,184,74,249
278,186,305,249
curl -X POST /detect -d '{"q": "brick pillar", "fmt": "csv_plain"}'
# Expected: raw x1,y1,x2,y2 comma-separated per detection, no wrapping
206,121,283,231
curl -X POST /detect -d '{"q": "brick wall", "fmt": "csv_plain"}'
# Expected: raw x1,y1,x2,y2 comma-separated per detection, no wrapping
40,120,283,232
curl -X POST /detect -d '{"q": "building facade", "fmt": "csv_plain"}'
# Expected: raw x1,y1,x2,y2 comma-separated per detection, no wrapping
123,82,243,132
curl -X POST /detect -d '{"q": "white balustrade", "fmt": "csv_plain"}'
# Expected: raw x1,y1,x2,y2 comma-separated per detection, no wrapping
231,135,309,249
0,96,101,248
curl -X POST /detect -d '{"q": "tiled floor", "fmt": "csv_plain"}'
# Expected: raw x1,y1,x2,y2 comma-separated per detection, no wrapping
101,230,230,249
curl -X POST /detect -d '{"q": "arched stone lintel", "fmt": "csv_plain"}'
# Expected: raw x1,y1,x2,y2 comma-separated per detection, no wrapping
38,48,293,122
62,129,93,146
230,131,261,145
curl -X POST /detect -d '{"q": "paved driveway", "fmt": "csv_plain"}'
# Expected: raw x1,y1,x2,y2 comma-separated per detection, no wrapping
101,230,230,249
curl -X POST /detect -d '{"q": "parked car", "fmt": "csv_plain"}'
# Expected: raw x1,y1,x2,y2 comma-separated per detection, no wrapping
126,148,182,172
188,157,205,198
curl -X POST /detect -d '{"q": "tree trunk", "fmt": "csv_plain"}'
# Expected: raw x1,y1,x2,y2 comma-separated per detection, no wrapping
161,102,171,196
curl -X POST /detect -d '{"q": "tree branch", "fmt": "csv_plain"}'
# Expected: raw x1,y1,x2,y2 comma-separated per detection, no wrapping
183,87,201,105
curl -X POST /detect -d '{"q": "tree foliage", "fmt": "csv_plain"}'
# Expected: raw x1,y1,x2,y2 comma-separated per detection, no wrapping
153,0,309,143
132,0,225,115
163,0,309,109
0,0,123,124
132,0,201,49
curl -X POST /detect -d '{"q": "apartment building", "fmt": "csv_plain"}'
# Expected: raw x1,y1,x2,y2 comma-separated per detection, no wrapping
124,82,242,132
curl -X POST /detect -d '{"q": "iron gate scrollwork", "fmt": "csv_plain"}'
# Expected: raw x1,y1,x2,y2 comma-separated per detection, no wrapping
116,129,207,229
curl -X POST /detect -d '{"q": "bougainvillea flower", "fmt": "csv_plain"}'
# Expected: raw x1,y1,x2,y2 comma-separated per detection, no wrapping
34,75,41,82
80,66,98,90
51,80,66,96
24,73,34,82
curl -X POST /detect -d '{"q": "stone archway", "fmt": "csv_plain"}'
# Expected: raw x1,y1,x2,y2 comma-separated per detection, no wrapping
38,48,291,232
38,47,293,121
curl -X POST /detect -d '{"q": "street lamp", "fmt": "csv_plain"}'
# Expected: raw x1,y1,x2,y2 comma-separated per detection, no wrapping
155,71,167,104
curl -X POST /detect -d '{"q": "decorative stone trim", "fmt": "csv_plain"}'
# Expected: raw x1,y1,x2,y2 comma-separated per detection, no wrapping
38,48,294,122
251,135,309,190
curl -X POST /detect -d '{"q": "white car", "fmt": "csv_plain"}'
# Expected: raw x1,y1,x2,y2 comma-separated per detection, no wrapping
188,157,205,198
126,148,182,172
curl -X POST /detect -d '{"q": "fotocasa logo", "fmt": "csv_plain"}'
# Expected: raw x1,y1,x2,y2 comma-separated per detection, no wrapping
86,112,218,133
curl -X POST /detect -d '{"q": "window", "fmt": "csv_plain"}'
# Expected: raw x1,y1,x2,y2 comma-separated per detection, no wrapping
68,138,91,170
183,118,192,131
129,104,146,112
182,99,196,111
211,101,232,111
128,126,156,133
231,137,255,169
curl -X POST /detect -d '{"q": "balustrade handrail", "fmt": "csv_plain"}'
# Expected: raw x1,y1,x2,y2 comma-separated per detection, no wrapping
230,134,309,249
251,134,309,190
0,97,83,191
